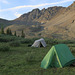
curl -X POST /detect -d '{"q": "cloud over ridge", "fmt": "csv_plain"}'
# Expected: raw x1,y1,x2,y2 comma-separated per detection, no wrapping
0,0,74,12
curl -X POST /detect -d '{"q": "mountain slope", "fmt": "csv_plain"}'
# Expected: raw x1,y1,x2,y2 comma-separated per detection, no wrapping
13,6,64,25
0,18,12,28
42,2,75,39
1,2,75,39
4,6,65,37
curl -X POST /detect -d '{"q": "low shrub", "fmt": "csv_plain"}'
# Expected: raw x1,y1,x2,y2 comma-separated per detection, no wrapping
9,41,20,47
0,36,15,42
20,39,33,44
0,44,10,52
25,52,35,62
0,34,23,42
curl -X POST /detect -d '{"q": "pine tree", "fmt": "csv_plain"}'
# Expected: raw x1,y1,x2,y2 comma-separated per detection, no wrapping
9,29,12,35
21,30,25,38
0,26,4,34
10,30,12,35
14,31,16,36
6,28,10,35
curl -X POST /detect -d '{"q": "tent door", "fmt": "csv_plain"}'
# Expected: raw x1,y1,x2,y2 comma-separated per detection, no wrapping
49,54,60,68
38,42,43,47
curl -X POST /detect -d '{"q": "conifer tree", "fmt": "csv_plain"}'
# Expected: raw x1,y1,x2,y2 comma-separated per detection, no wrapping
6,28,10,35
0,25,4,34
14,31,16,36
9,29,12,35
21,30,25,38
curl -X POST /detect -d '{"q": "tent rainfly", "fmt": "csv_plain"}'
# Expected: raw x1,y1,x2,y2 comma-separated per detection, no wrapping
41,44,75,69
31,38,47,47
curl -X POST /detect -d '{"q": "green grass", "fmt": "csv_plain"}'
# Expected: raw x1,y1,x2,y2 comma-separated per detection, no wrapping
0,35,75,75
0,43,75,75
0,42,50,75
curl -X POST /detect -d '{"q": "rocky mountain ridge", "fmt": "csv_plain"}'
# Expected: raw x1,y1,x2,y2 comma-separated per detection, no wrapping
0,2,75,39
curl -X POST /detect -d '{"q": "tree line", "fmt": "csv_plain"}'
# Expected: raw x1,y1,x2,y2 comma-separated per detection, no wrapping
0,26,25,38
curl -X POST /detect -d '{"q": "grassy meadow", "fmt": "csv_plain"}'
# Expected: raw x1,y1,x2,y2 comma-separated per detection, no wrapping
0,34,75,75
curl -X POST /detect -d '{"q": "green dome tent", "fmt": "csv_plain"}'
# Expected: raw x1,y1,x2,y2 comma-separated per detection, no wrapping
41,44,75,69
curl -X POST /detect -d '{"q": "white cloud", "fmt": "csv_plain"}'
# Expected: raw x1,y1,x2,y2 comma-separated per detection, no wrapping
0,0,74,12
0,0,9,4
14,12,22,17
0,16,4,19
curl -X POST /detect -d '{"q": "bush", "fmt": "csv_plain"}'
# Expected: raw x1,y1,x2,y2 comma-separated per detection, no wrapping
0,36,15,42
45,38,58,46
20,39,33,44
9,41,20,47
25,52,35,62
0,34,22,42
0,44,10,52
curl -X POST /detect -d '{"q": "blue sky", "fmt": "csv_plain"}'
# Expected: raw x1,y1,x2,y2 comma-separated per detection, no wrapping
0,0,74,20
